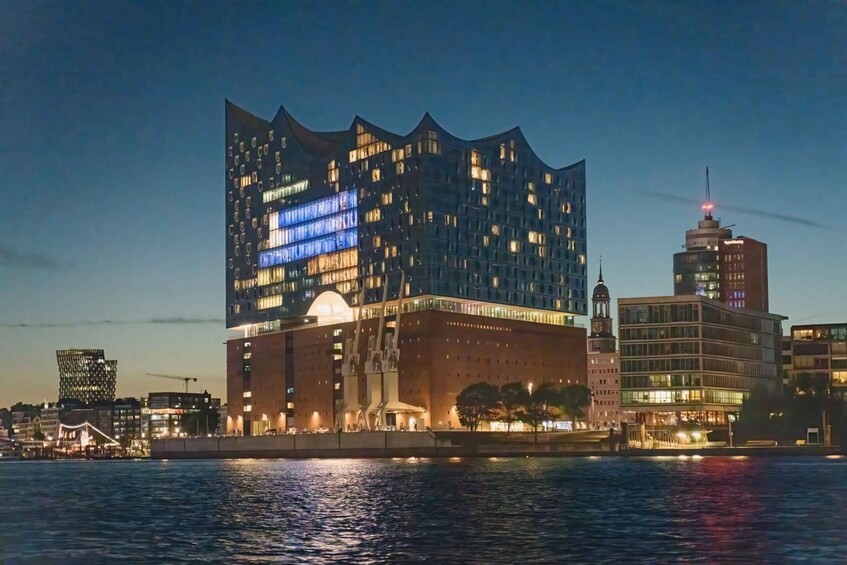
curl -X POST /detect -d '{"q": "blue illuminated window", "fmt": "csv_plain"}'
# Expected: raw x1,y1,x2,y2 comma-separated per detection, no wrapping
259,228,358,268
273,209,358,247
276,189,358,228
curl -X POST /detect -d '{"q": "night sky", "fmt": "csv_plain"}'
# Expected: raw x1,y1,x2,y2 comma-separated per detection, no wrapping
1,1,844,407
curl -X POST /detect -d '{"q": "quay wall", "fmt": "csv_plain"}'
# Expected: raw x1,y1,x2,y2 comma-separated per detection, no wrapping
151,431,611,460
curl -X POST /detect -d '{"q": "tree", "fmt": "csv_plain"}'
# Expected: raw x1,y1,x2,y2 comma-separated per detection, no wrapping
500,382,529,436
736,383,847,446
181,408,221,437
456,382,502,432
516,383,559,443
10,403,39,416
557,385,593,428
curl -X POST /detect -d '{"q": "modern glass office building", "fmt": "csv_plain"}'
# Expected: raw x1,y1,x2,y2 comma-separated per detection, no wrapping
226,101,587,333
619,295,784,427
56,349,117,405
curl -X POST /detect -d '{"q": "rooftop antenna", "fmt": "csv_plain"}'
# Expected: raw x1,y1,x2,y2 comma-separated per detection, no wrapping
702,166,714,220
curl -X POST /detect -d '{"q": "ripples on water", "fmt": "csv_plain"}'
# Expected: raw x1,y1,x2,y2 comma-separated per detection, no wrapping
1,456,846,563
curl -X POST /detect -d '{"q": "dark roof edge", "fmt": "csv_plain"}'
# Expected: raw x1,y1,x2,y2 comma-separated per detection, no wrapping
228,100,584,171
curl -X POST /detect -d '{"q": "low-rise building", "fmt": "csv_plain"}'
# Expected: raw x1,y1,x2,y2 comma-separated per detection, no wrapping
39,405,60,441
148,391,217,438
113,398,143,440
784,323,847,398
217,404,228,436
619,295,784,429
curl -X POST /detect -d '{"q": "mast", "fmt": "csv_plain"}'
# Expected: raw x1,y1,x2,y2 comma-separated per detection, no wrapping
338,284,366,430
374,276,389,361
351,284,365,354
394,271,405,340
703,166,714,220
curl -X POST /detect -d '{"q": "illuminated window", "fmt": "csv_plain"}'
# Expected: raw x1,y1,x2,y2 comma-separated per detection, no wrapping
492,276,499,288
528,194,537,205
328,160,339,183
373,235,382,247
372,168,381,182
510,240,519,253
545,173,553,184
381,192,392,205
262,179,309,203
365,209,382,223
528,231,539,244
258,295,283,310
491,225,500,235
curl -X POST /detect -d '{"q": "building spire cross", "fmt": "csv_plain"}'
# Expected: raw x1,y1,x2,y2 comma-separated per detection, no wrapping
598,256,604,284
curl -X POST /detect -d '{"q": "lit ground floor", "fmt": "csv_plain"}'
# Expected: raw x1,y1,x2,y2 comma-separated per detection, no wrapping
226,309,587,435
624,406,736,427
620,403,741,447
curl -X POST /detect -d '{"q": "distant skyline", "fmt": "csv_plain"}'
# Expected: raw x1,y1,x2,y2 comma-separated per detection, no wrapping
1,1,845,407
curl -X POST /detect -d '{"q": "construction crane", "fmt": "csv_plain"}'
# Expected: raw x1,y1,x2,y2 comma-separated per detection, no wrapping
146,373,198,393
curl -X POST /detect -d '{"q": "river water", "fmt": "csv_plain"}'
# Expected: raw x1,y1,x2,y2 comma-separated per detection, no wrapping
1,456,845,563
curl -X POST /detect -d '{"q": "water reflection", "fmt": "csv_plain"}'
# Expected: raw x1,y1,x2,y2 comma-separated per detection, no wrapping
0,457,845,562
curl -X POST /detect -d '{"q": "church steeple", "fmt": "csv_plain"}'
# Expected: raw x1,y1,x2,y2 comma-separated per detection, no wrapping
589,259,616,353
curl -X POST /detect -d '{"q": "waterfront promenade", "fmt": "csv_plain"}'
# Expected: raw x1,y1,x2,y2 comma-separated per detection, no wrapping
152,430,615,459
151,430,842,460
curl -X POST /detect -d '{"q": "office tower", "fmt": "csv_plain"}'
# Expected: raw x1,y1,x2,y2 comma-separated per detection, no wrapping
56,349,117,404
619,296,784,429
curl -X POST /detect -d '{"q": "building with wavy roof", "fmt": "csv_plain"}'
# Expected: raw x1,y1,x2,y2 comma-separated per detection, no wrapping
224,101,588,434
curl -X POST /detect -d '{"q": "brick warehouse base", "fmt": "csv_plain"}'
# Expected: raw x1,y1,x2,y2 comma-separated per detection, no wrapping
227,310,586,435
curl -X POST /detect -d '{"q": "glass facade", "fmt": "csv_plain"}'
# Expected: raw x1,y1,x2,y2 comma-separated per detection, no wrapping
56,349,118,405
225,101,588,329
618,296,783,426
786,323,847,398
673,250,719,299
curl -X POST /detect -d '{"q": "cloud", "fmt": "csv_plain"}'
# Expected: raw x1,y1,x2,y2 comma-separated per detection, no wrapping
149,317,225,325
641,192,827,229
0,245,75,271
1,317,225,329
